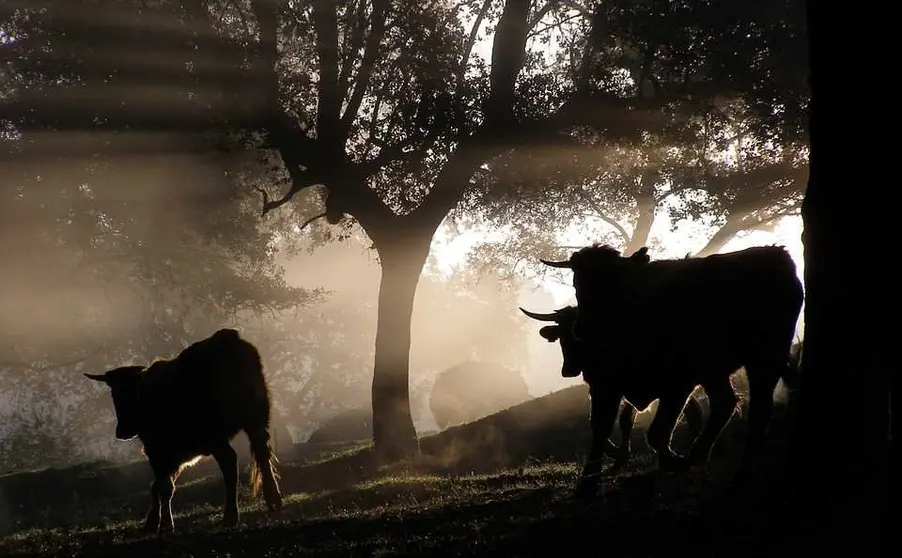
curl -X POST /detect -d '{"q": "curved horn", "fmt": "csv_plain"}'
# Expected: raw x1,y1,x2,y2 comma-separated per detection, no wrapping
539,258,572,269
519,307,561,322
84,373,107,382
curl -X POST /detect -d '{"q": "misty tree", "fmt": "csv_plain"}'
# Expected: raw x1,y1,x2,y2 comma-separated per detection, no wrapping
0,3,330,468
461,119,807,274
2,0,808,461
456,0,807,275
254,256,534,438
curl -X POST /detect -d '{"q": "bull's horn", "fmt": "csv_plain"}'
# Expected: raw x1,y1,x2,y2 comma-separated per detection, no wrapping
84,373,107,382
519,307,560,322
539,258,571,268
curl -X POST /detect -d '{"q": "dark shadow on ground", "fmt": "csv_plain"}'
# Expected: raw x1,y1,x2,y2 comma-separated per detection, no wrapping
0,384,867,557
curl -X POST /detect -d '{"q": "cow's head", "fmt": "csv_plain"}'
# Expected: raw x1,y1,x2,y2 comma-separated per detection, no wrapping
519,306,584,378
541,245,650,282
85,365,146,440
541,245,651,315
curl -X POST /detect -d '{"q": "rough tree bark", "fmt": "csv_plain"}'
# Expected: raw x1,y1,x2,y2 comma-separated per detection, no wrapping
790,0,889,551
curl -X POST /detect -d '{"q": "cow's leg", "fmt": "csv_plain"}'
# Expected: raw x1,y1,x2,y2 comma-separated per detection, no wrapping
605,399,635,472
212,444,240,527
736,364,780,479
144,478,162,533
647,391,693,472
144,469,177,534
688,377,738,465
576,385,621,500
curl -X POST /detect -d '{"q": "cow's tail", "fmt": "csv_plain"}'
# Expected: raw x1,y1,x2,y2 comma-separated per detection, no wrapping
247,426,283,513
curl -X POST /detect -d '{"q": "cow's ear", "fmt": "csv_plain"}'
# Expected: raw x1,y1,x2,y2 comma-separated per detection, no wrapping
539,325,561,342
628,247,650,264
84,373,108,383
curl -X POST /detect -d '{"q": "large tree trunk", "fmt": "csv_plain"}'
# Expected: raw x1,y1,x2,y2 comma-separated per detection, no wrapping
790,1,889,550
370,230,433,462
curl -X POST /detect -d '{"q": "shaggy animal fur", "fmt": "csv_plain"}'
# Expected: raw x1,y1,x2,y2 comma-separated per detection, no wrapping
86,328,282,532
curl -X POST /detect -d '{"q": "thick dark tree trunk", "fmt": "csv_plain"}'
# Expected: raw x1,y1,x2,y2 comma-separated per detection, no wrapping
370,231,433,462
789,1,889,551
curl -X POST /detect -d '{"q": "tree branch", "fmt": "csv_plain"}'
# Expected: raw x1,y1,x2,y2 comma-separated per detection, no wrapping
312,0,344,153
574,187,632,248
340,0,390,132
528,1,559,29
299,212,329,232
458,0,493,83
560,0,592,16
486,0,532,124
337,0,368,100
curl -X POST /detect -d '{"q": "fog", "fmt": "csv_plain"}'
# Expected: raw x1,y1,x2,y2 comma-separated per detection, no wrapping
0,148,577,472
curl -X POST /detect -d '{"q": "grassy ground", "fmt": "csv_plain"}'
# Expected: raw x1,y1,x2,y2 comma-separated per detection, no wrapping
0,386,816,557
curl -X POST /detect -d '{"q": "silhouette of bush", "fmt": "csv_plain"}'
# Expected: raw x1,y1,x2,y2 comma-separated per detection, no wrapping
307,408,372,445
430,361,532,430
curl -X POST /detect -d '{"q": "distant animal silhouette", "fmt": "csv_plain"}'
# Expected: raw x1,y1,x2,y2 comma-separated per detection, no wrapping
430,361,533,430
525,244,803,499
86,328,282,533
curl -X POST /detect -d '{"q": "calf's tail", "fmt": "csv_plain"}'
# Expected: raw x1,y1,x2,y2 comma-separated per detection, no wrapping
247,427,283,512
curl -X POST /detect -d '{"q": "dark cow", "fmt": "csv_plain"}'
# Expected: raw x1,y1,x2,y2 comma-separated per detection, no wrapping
521,305,711,474
86,328,283,532
530,244,803,498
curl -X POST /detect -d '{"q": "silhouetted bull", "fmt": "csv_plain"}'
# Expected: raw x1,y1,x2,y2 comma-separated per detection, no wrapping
529,244,803,498
86,328,283,532
521,306,707,472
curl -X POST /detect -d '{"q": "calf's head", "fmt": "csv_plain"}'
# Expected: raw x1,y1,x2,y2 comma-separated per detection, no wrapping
519,306,583,378
85,366,146,440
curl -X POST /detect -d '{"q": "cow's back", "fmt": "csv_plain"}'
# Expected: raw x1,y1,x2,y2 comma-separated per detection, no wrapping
144,329,270,446
579,247,802,375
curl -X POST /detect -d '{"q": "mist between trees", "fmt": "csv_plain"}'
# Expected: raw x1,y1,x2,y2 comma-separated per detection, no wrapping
1,0,807,465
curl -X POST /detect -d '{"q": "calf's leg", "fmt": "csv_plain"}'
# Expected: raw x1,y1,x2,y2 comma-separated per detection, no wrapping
212,444,240,527
157,474,177,532
145,460,178,534
144,479,161,533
